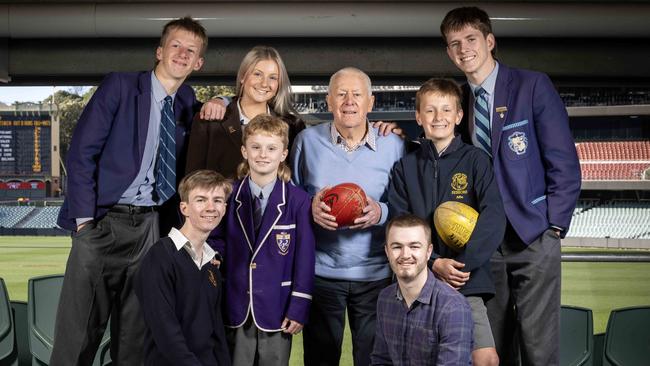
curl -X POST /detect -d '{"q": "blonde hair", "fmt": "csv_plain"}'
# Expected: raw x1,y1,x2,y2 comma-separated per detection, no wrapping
237,115,292,182
178,170,232,202
235,46,295,117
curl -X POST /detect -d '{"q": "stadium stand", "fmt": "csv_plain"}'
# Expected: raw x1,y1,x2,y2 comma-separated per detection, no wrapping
580,163,650,180
19,207,60,229
567,201,650,239
0,207,35,228
576,141,650,161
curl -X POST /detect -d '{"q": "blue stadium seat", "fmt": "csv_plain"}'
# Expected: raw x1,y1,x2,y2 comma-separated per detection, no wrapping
560,305,593,366
0,278,18,366
27,275,111,366
602,306,650,366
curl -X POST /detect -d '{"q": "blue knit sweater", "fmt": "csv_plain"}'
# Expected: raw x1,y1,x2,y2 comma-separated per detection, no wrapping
291,123,404,281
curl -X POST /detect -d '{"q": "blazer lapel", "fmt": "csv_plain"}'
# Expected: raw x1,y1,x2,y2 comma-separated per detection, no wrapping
252,179,286,259
223,101,243,149
235,178,255,253
491,64,512,155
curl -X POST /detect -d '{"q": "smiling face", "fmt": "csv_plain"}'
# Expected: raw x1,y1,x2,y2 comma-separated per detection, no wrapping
155,27,204,83
180,186,227,235
240,59,280,105
385,225,433,282
327,71,375,131
445,25,496,85
416,92,463,144
241,132,288,181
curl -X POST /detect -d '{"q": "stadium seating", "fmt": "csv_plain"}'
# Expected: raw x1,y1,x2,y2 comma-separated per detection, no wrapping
602,306,650,366
20,208,60,229
560,305,593,366
567,201,650,238
580,163,650,180
0,278,18,366
0,207,34,228
9,301,29,366
27,275,111,366
576,141,650,161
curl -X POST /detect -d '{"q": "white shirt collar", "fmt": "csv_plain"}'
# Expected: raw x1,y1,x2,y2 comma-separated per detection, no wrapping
167,227,216,269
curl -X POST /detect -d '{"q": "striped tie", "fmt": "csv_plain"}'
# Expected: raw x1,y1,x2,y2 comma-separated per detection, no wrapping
155,96,176,203
253,191,263,234
474,87,492,157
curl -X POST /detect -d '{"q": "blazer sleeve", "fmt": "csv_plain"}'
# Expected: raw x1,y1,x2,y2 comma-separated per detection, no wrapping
185,113,210,175
387,159,410,219
289,132,306,188
532,73,581,234
285,192,316,324
455,151,506,272
65,73,122,220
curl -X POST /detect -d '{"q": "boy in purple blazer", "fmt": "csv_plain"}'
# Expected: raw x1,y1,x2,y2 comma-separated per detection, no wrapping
209,115,316,365
441,7,581,366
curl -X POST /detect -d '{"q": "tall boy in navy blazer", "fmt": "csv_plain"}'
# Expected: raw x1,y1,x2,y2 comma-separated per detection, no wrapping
441,7,581,366
52,17,207,366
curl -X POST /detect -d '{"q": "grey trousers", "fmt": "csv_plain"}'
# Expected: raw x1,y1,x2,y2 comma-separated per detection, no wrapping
50,210,159,366
227,316,292,366
486,226,561,366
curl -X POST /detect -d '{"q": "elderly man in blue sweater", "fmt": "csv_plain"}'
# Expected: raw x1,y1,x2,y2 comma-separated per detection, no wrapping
291,67,405,366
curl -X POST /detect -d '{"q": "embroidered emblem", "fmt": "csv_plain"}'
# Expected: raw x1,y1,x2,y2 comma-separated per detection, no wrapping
228,126,236,134
496,106,508,118
207,269,217,287
276,232,291,255
451,173,469,198
508,131,528,155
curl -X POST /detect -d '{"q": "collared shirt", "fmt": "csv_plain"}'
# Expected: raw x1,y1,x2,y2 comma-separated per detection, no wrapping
237,99,271,127
330,120,377,153
468,61,499,150
248,177,276,214
119,71,176,206
168,227,216,270
371,270,473,366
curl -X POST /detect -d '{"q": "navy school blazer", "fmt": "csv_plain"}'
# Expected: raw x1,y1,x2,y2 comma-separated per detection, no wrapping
459,63,581,245
57,71,200,231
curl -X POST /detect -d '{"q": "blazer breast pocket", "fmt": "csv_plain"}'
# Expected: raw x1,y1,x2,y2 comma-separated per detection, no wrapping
272,223,296,256
501,119,531,161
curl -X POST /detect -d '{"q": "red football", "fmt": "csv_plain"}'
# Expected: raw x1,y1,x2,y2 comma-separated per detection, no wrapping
321,183,367,227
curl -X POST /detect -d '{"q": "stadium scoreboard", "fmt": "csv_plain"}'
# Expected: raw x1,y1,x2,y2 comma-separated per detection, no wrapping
0,113,52,176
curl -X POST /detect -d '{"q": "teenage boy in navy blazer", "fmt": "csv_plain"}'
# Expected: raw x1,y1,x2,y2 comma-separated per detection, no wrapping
440,7,581,366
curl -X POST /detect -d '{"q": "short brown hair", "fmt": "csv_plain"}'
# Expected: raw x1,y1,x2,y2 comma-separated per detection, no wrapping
237,114,292,182
160,16,208,56
440,7,497,58
385,214,432,245
178,170,232,203
415,78,463,111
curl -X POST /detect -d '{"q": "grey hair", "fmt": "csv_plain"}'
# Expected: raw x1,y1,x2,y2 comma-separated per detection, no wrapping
328,67,372,96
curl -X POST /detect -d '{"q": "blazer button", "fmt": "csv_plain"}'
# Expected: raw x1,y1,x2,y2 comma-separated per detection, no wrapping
250,263,257,269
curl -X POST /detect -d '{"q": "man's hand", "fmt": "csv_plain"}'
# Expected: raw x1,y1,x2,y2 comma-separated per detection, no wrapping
76,221,92,232
312,187,338,231
431,258,470,290
372,121,403,137
281,317,304,335
210,258,221,268
199,98,227,120
350,196,382,229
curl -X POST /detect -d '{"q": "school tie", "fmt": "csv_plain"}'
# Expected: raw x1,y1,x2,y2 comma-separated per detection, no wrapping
253,191,263,234
474,87,492,157
155,96,176,203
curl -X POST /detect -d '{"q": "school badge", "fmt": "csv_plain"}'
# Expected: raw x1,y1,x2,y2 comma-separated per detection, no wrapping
276,232,291,255
451,173,469,197
508,131,528,155
207,269,218,287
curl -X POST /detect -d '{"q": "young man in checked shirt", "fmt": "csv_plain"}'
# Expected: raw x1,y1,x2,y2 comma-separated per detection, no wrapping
371,214,473,366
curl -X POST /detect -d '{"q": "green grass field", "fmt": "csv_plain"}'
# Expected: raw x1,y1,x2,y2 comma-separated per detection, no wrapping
2,236,650,365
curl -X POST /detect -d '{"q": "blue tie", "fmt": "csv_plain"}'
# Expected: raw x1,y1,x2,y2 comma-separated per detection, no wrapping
253,191,263,234
474,87,492,156
155,96,176,203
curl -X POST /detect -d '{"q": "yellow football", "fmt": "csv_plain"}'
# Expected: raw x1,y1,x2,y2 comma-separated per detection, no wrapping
433,201,479,251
